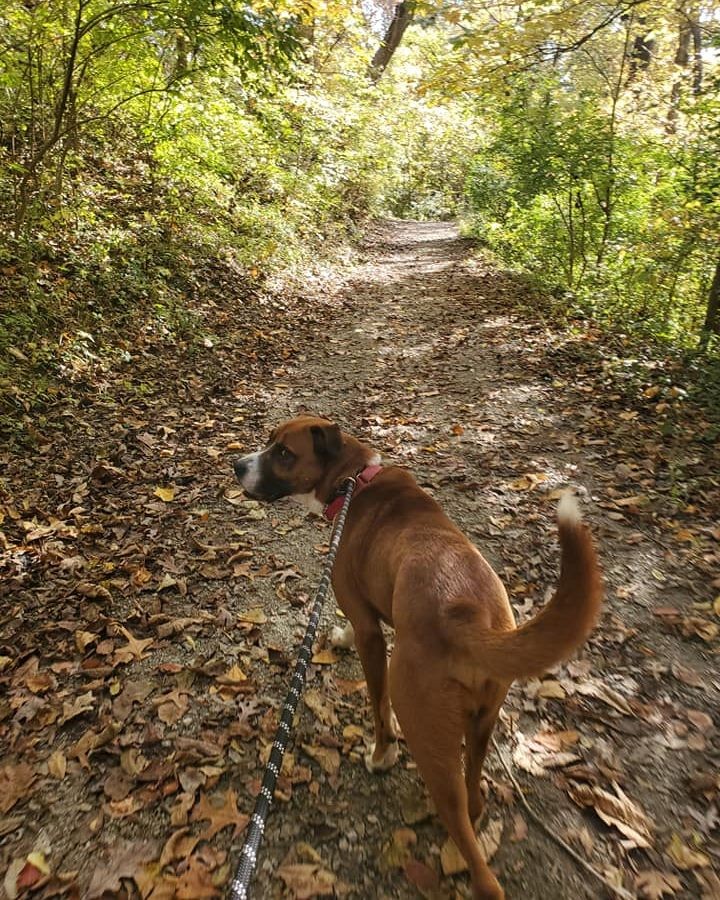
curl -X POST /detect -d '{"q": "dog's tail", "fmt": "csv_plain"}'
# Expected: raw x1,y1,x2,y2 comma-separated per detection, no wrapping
444,493,602,681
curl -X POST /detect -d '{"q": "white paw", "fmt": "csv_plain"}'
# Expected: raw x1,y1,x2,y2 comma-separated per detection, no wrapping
330,622,355,649
364,740,399,773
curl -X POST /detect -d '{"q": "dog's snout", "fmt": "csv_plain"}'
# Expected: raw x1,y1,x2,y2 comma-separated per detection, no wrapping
233,459,248,479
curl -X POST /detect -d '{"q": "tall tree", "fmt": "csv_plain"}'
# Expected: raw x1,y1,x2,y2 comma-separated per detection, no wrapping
368,1,414,81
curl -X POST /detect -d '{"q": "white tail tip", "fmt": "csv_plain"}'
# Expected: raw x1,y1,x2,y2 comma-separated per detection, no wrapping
558,491,582,525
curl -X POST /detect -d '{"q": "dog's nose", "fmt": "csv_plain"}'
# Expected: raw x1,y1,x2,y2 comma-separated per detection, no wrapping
233,459,247,479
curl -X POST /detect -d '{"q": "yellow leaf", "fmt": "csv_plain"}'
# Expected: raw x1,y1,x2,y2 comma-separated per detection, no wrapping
509,472,548,491
536,680,566,700
238,607,267,624
666,833,709,869
311,648,337,665
154,486,175,502
217,664,247,684
27,852,50,875
75,630,96,652
47,750,66,780
441,837,467,875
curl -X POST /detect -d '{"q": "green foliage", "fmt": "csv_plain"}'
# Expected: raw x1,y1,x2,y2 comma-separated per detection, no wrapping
1,0,719,423
456,5,720,349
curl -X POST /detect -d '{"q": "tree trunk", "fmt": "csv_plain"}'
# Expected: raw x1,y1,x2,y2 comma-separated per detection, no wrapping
368,2,413,83
667,16,691,133
689,17,702,93
699,258,720,350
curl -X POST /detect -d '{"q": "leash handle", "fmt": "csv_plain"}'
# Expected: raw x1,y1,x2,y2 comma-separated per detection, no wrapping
229,477,356,900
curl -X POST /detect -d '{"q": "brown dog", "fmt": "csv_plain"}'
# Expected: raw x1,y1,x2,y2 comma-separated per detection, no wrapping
234,415,602,899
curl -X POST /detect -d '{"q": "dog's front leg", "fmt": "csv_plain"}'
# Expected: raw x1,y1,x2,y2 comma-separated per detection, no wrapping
352,621,399,773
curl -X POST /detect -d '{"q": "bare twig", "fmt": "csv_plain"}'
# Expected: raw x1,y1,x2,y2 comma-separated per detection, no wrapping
491,736,636,900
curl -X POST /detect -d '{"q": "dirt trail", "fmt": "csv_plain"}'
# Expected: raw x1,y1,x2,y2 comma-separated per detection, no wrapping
2,221,718,900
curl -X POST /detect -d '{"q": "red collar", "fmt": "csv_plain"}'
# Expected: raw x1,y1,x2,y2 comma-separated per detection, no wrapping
323,464,383,521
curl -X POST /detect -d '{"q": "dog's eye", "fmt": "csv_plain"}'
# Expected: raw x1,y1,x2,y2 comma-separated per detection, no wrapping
276,444,295,465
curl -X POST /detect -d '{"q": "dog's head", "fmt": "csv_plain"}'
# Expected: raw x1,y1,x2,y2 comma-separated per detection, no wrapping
233,416,375,512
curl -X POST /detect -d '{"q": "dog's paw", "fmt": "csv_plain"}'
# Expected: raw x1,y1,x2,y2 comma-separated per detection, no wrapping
364,740,399,774
329,622,354,649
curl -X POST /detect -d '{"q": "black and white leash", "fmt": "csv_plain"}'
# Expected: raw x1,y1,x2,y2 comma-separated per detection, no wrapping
228,477,356,900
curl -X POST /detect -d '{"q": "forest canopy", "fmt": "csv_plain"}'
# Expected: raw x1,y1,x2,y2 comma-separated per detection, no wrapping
1,0,719,417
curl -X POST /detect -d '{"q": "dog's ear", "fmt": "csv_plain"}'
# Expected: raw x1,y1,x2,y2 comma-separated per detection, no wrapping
311,423,342,459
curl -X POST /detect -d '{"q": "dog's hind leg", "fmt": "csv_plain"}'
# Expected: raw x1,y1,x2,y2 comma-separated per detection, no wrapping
464,705,502,825
390,650,505,900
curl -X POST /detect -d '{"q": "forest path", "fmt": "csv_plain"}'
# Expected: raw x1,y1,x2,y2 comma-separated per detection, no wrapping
2,220,718,900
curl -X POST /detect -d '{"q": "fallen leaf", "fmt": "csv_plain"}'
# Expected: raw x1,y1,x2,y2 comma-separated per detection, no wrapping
509,472,548,490
113,678,155,720
635,869,682,899
536,679,566,700
238,607,267,624
47,750,67,780
0,763,36,813
114,627,154,663
60,690,95,724
380,828,417,871
568,782,653,849
216,664,247,684
576,680,633,715
302,744,340,776
310,648,337,665
154,486,176,502
276,863,336,899
190,789,248,838
666,833,710,869
477,818,503,862
510,813,528,843
87,839,157,897
159,828,203,866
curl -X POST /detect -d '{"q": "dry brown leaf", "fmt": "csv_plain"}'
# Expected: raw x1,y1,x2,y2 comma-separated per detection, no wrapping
513,731,579,776
303,689,337,726
175,854,222,899
47,750,67,780
440,837,467,876
510,813,528,843
311,648,337,665
687,710,714,733
190,788,248,839
0,762,36,813
159,828,202,867
302,744,340,776
113,678,155,720
216,664,247,684
536,679,566,700
60,690,95,724
509,472,548,490
695,867,720,899
114,627,154,663
477,818,503,862
380,828,417,871
568,782,653,848
576,680,633,715
87,839,157,898
238,607,267,624
277,863,337,899
635,870,682,899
